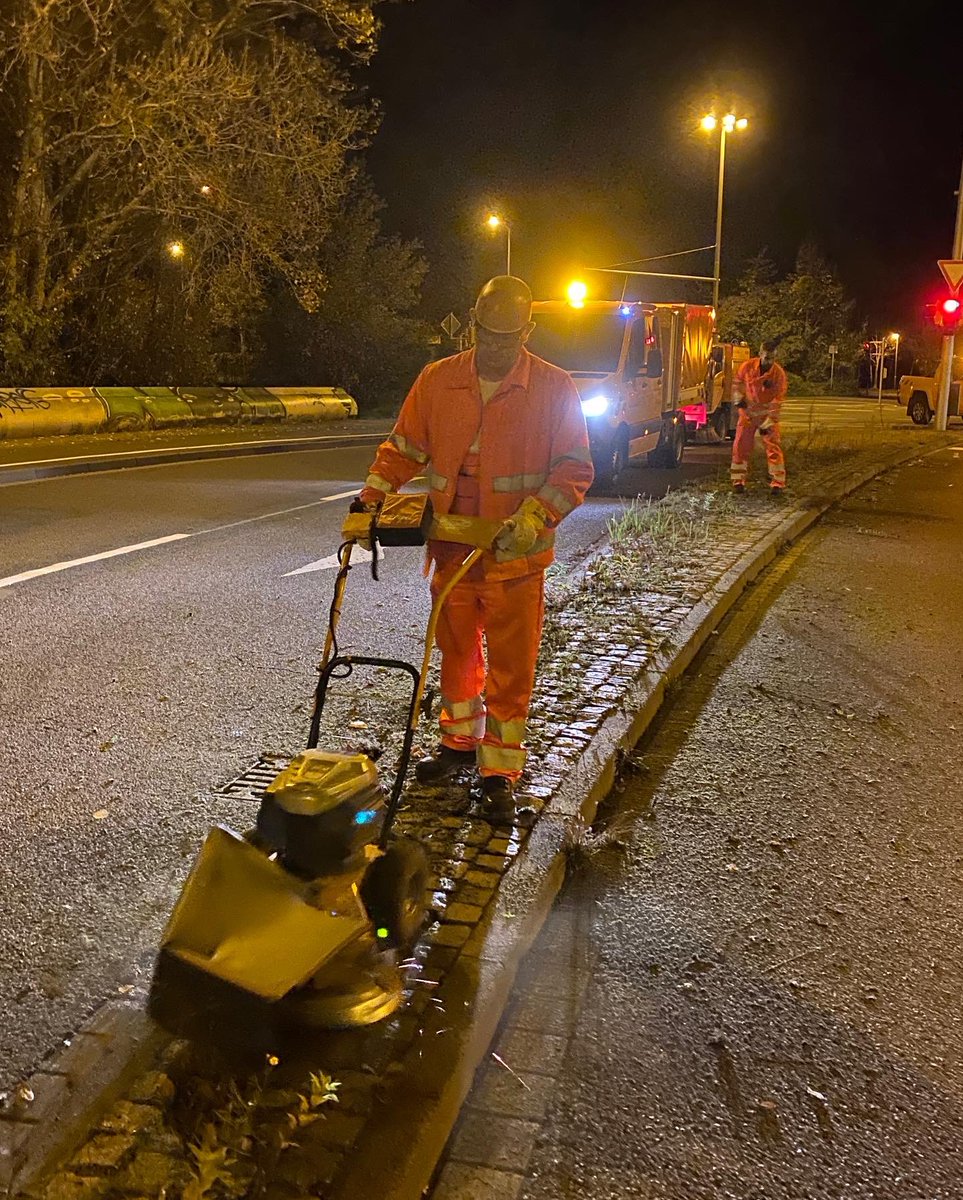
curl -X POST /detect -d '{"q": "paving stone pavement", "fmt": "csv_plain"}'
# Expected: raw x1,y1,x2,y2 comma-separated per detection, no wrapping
2,437,938,1200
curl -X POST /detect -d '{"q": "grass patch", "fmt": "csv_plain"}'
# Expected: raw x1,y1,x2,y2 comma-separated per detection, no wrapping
539,424,950,674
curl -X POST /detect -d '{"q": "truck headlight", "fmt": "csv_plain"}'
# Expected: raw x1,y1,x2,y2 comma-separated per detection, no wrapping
580,395,610,418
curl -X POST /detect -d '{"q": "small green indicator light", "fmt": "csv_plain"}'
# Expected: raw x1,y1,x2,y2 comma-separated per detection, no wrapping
376,927,389,939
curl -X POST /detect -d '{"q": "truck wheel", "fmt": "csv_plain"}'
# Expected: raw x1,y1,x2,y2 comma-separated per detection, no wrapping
648,418,685,469
360,839,430,954
908,393,933,426
589,429,629,495
710,403,730,442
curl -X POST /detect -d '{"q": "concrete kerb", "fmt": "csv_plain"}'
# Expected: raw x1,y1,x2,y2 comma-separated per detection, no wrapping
327,441,929,1200
0,431,385,486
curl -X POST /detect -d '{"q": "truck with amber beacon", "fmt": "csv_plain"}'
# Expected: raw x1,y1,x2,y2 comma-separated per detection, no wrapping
526,295,716,491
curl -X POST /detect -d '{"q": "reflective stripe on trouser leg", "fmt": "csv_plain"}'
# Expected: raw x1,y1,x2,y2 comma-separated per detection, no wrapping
476,571,545,780
439,694,485,743
730,414,755,484
763,424,786,486
432,564,486,752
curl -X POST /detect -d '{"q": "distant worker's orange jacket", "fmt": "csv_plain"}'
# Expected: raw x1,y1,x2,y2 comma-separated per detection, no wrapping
364,348,594,580
735,356,788,422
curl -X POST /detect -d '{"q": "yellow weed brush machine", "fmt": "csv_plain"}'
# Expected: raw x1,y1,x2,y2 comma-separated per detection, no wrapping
149,497,496,1042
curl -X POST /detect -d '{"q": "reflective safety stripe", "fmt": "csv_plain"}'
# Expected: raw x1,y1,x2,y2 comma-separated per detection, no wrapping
486,715,527,745
389,432,429,465
537,484,574,517
441,694,485,739
427,470,449,492
365,472,394,493
492,472,547,493
550,446,593,468
478,742,526,774
730,463,748,480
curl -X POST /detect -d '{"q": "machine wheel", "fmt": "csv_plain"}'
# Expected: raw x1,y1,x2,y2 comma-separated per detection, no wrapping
589,428,629,495
908,393,933,425
709,403,730,442
648,418,685,469
361,839,430,953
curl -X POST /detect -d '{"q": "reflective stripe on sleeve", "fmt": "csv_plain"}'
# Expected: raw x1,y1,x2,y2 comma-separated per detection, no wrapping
427,470,450,492
492,472,548,493
537,484,575,517
389,432,429,465
364,472,394,493
550,446,593,468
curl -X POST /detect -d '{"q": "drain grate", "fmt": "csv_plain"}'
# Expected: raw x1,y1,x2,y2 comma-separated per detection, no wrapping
214,755,290,803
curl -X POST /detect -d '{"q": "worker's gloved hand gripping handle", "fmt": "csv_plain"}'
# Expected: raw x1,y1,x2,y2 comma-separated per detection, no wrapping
492,495,552,563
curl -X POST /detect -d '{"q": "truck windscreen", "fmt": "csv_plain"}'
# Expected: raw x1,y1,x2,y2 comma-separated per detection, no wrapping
527,312,625,374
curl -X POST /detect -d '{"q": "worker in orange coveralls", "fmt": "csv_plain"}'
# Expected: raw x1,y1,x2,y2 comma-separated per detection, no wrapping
730,339,789,495
359,276,593,823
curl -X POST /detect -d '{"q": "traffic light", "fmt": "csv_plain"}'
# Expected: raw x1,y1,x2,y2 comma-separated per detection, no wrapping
926,295,963,332
939,295,963,332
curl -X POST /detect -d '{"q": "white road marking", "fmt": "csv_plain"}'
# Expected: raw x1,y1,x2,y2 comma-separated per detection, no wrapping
285,547,374,575
0,535,191,591
1,487,362,591
200,490,359,536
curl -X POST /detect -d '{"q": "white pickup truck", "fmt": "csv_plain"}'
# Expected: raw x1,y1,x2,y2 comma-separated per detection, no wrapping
898,371,963,424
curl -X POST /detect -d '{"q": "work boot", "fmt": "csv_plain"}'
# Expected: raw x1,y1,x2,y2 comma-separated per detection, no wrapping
414,744,476,785
769,484,785,499
480,775,515,825
732,482,746,495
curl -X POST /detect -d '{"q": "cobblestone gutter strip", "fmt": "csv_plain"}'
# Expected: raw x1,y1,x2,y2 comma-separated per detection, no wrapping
4,442,931,1200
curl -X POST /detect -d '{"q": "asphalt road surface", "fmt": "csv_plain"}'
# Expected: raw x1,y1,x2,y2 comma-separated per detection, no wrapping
444,443,963,1199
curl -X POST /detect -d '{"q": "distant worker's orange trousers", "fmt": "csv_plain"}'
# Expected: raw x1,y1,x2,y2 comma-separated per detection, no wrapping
431,563,545,781
730,413,786,489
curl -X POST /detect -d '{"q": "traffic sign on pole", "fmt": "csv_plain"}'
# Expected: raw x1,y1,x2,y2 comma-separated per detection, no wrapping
440,312,462,338
938,259,963,293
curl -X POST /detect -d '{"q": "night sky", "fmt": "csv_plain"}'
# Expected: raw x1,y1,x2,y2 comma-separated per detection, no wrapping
364,0,963,334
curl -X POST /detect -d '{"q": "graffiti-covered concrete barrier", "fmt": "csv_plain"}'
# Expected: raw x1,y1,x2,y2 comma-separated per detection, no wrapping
0,385,358,439
0,388,107,439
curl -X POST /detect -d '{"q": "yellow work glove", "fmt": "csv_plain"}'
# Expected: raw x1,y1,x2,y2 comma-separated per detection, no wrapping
493,496,551,562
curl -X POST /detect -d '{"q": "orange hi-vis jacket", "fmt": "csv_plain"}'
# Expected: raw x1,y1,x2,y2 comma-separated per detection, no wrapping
736,357,789,423
364,348,594,580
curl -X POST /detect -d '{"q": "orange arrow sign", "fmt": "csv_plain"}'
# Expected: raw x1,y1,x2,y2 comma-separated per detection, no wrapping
938,259,963,292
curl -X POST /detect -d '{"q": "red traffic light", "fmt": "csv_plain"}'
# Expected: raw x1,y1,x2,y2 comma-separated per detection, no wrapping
926,295,963,331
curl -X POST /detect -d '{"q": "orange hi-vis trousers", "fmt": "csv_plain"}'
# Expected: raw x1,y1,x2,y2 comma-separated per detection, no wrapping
730,412,786,489
431,561,545,781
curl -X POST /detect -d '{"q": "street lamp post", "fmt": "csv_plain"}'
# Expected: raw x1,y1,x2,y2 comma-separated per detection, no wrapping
890,332,900,402
701,113,748,311
486,214,511,275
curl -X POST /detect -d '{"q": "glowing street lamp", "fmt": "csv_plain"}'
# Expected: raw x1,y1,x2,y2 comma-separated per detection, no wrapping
700,112,749,310
485,213,511,275
166,240,185,259
882,331,900,403
567,280,588,308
